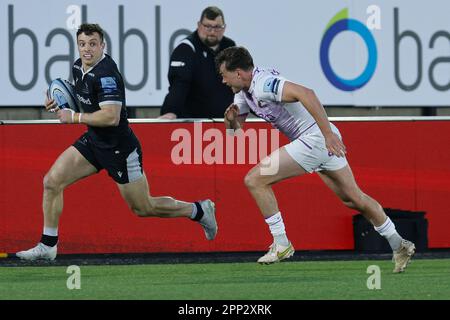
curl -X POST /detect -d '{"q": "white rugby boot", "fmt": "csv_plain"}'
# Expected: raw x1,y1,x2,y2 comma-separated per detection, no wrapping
198,200,218,240
392,239,415,273
257,242,295,264
16,243,57,261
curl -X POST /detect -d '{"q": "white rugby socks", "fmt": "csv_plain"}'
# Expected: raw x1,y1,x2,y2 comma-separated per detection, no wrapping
43,227,58,237
374,217,402,251
190,203,198,219
265,212,290,247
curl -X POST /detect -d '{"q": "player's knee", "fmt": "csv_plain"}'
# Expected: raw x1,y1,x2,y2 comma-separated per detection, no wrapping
43,172,63,193
244,173,260,190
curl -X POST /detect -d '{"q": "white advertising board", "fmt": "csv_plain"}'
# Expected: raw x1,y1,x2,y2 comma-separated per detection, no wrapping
0,0,448,106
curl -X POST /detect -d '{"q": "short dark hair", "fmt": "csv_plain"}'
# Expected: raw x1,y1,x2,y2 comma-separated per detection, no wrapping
215,46,254,72
76,23,104,42
200,6,225,24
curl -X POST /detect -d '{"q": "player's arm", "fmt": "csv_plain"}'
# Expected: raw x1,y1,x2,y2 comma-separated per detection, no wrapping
225,92,250,132
224,104,247,131
79,104,121,126
57,103,121,127
281,81,346,157
77,74,123,127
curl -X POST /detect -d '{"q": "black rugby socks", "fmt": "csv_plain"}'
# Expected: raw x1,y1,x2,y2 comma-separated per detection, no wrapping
191,202,204,221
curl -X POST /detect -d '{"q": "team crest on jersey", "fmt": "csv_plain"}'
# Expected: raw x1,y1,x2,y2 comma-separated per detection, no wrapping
263,77,281,94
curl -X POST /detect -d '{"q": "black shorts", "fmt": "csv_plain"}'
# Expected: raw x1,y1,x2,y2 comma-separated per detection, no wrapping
73,132,144,184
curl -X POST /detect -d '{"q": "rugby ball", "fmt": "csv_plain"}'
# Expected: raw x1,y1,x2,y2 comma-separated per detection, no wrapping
48,78,80,112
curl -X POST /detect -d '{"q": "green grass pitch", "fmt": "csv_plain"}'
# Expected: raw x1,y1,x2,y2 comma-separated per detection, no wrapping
1,259,449,300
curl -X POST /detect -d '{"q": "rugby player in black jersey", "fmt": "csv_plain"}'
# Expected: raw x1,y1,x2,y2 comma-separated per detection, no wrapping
16,24,217,261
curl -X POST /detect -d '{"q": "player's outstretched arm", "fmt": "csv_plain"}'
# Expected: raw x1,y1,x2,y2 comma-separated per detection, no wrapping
281,82,346,157
224,103,247,132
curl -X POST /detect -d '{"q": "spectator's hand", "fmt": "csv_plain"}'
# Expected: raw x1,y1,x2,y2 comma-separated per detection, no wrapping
324,132,347,158
45,90,58,113
224,104,239,125
158,112,177,120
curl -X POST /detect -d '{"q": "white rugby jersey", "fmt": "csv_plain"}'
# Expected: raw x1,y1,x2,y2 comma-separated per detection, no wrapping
234,67,317,141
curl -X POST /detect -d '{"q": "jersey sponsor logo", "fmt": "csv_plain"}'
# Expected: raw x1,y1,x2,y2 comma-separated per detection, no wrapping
170,61,185,67
263,77,281,94
76,93,92,105
257,101,269,108
254,108,276,122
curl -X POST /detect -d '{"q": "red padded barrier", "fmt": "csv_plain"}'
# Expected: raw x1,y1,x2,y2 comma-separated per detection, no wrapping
1,120,449,253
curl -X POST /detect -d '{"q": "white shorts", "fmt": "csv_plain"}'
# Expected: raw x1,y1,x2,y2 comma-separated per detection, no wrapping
284,124,348,173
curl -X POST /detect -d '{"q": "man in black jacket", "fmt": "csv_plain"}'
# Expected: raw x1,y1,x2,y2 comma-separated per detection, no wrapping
159,6,236,119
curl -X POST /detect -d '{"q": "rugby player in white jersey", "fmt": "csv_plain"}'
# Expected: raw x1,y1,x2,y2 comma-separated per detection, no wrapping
216,46,415,272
